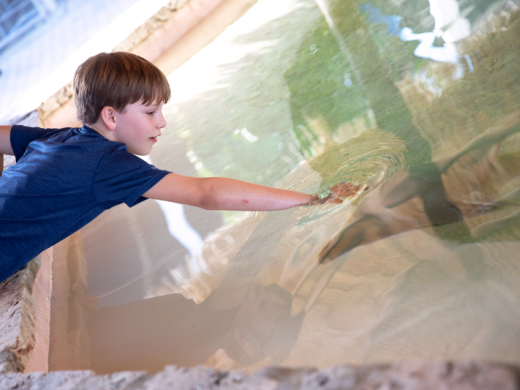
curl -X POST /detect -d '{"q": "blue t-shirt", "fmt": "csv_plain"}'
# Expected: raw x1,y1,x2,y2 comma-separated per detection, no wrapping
0,125,170,281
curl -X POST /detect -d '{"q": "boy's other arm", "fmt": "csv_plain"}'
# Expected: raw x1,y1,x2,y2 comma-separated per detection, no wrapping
0,126,14,155
143,173,320,211
0,126,13,177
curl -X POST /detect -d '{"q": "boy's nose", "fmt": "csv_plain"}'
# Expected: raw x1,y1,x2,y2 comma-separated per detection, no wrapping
157,112,167,128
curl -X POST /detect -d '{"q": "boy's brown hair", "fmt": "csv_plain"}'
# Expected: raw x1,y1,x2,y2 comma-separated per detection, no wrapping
74,52,171,124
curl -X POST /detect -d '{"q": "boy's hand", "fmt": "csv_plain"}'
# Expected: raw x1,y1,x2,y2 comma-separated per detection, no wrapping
310,182,364,205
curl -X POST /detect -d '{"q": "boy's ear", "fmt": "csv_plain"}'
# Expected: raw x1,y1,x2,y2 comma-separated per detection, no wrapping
100,106,117,131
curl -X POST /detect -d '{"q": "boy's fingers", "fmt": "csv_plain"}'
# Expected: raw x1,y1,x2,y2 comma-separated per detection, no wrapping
311,182,366,207
334,183,361,197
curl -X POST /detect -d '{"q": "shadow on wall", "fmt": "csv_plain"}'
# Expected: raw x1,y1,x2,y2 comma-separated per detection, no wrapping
88,208,304,373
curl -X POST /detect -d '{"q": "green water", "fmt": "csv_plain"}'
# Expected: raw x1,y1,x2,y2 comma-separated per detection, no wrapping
84,0,520,373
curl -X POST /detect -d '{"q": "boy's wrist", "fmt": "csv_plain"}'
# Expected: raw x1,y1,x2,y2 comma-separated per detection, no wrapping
309,194,319,204
305,192,327,206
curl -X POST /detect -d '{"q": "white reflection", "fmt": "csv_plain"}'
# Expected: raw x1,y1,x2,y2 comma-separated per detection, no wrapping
399,0,471,77
240,127,259,142
359,0,472,79
400,29,460,64
429,0,470,42
140,155,210,275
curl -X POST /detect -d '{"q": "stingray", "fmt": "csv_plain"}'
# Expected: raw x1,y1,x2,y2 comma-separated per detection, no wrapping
318,111,520,263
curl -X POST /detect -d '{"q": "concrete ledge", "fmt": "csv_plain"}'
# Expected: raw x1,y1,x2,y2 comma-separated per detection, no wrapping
0,232,95,375
0,257,40,373
0,361,518,389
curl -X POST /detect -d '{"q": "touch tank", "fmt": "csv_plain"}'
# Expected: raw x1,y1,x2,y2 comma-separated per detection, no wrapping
78,0,520,374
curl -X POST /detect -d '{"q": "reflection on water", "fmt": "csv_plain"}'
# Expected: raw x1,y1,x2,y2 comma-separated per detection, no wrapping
398,0,472,76
320,112,520,262
82,0,520,374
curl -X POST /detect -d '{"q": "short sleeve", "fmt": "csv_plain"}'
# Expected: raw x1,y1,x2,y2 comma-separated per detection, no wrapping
93,145,170,207
10,125,51,161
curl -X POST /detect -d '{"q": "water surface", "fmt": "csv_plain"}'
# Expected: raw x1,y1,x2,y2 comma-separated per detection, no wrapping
82,0,520,373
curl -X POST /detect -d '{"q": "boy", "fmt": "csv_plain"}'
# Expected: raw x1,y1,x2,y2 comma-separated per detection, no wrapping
0,52,356,282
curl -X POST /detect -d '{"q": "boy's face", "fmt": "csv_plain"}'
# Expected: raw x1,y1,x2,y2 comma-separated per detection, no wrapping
113,99,167,155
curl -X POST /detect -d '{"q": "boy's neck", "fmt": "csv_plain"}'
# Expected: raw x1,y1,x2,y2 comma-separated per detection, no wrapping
87,122,116,142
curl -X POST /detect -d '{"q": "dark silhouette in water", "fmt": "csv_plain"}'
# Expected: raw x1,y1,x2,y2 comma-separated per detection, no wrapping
89,209,306,373
285,0,461,246
319,0,432,166
319,111,520,263
89,281,304,373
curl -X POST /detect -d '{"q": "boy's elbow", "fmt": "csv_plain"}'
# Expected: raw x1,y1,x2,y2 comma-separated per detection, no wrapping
198,194,217,210
196,180,219,210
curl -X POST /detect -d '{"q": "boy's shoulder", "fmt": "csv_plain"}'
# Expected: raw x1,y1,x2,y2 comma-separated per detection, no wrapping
7,124,165,192
10,124,132,166
13,124,119,148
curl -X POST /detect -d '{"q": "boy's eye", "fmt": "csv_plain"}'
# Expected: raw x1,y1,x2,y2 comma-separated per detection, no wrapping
147,111,156,115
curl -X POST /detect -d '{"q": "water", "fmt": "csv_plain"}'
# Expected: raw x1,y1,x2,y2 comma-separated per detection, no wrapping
81,0,520,374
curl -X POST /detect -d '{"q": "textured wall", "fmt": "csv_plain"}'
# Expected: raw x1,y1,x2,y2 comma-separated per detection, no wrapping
0,257,40,373
0,232,95,374
0,361,518,390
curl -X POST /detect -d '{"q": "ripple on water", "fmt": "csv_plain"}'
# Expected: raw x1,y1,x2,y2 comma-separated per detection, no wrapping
309,129,406,190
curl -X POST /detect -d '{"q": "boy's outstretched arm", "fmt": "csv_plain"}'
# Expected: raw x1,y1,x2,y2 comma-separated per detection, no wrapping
0,126,13,155
143,173,358,212
143,173,316,211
